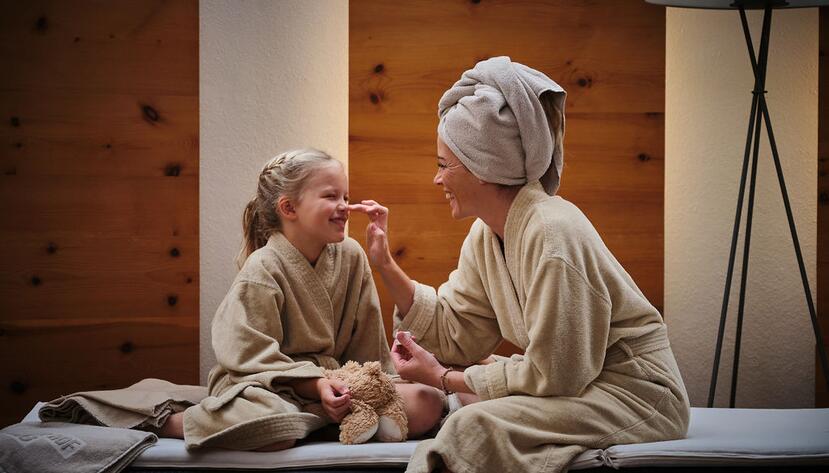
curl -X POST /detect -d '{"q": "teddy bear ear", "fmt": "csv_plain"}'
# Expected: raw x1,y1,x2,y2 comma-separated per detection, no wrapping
364,361,381,374
343,360,359,371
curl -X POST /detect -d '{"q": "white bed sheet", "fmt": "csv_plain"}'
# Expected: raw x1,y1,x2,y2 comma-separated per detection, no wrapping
22,403,829,470
603,407,829,468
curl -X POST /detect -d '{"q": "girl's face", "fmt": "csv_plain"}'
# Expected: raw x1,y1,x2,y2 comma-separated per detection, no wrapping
293,162,350,246
434,136,481,220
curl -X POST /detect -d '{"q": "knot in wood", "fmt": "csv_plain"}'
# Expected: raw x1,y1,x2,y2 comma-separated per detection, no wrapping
165,164,181,176
142,105,160,122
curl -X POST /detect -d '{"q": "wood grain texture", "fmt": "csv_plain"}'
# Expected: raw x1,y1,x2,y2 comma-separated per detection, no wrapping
0,0,198,427
818,6,828,408
349,0,665,356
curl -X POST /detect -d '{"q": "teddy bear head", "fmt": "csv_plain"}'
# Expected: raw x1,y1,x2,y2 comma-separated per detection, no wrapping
330,360,396,408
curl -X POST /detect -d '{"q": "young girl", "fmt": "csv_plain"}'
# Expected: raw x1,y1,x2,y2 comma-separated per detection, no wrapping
161,149,444,451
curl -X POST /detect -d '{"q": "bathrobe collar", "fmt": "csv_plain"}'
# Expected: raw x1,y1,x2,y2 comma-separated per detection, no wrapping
504,180,555,289
504,180,550,260
475,181,548,349
266,232,337,320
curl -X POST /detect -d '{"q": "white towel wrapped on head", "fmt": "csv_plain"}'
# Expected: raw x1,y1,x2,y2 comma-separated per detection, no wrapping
438,56,566,195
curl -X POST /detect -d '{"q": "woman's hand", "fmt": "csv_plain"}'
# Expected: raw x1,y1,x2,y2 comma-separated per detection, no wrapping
391,331,445,388
348,200,391,268
349,200,416,315
316,378,351,422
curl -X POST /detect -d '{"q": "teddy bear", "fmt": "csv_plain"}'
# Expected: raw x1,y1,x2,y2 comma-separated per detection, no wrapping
323,360,408,444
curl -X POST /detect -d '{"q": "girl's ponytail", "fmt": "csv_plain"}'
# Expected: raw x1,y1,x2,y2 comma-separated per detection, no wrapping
237,198,267,269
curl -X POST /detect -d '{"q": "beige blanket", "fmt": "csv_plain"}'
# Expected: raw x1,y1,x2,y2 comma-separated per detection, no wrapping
39,378,206,430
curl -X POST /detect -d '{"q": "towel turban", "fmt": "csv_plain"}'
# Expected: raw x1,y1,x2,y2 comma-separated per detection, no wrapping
438,56,567,195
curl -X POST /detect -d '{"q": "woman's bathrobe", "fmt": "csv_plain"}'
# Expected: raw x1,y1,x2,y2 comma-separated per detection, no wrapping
185,233,394,450
397,182,690,473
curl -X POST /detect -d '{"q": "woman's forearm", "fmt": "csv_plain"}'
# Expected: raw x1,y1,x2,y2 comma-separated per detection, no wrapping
443,369,475,395
377,257,416,316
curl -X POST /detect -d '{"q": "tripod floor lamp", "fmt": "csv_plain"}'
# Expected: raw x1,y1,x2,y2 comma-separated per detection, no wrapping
646,0,829,407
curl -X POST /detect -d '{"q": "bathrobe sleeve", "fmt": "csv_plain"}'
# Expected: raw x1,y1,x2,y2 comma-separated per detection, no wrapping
396,228,503,367
464,257,612,400
212,280,325,386
341,255,396,374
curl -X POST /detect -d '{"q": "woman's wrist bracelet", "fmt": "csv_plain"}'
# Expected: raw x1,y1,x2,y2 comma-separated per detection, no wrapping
439,367,454,394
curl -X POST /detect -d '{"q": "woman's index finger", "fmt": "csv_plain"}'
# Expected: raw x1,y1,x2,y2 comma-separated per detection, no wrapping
347,203,371,213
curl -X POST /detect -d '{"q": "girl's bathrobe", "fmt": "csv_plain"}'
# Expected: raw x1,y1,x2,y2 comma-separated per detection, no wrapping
186,233,394,450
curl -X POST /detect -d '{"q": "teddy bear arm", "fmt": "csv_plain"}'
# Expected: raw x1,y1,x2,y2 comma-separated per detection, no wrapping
339,399,378,445
375,396,408,442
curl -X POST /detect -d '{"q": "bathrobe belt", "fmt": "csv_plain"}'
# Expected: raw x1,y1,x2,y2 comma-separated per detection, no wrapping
604,325,670,366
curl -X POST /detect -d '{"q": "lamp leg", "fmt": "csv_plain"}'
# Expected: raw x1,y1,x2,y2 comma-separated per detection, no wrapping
729,78,765,409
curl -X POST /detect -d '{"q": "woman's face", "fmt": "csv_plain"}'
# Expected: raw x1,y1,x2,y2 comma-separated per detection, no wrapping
434,136,482,220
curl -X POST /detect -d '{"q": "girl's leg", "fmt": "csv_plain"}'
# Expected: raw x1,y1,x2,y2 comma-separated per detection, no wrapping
455,392,480,406
157,411,184,439
394,383,444,438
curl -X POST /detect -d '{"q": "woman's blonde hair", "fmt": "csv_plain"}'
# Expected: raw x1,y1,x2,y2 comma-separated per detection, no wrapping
237,148,339,268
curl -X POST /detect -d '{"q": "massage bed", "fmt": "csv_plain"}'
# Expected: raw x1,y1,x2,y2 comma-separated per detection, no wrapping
14,404,829,472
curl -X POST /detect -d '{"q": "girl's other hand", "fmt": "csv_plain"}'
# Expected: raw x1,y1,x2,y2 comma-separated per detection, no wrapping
348,200,392,267
317,378,351,422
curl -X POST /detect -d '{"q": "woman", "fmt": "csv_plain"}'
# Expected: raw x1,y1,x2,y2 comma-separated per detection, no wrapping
350,57,690,473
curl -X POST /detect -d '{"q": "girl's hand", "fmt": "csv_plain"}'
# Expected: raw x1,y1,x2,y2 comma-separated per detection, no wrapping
317,378,351,422
348,200,391,268
391,331,444,388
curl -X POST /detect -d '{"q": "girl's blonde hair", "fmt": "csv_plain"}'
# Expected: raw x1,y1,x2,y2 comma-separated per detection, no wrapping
237,148,339,268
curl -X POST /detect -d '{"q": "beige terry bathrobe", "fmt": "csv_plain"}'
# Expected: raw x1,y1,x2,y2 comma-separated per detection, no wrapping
185,233,394,450
398,182,690,473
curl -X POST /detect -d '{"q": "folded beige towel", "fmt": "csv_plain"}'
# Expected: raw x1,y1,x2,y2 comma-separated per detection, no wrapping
438,56,566,195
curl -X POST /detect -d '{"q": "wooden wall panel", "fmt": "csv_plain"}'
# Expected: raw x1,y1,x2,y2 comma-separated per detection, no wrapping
0,0,198,427
818,6,828,408
349,0,665,353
